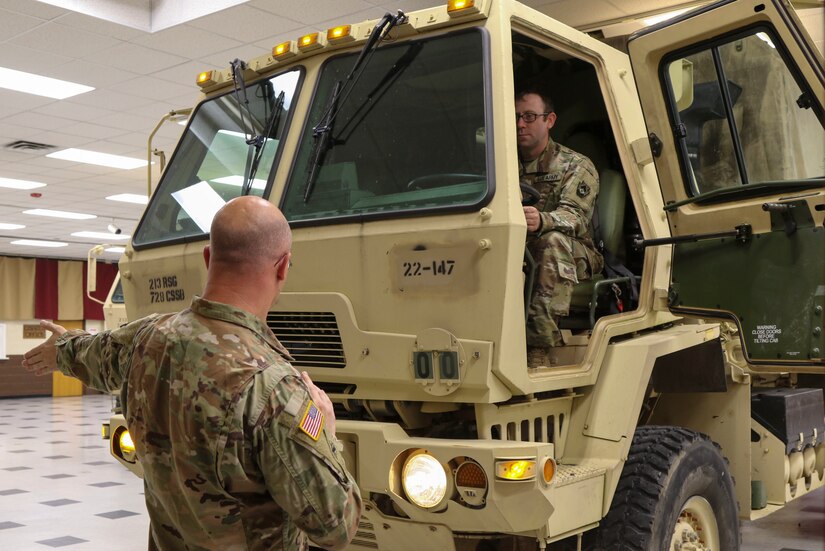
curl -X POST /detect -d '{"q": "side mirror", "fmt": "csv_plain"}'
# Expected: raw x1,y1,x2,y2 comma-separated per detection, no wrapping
668,58,694,111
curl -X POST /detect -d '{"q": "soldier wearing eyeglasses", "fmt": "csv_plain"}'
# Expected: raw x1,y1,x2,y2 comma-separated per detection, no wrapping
516,86,604,357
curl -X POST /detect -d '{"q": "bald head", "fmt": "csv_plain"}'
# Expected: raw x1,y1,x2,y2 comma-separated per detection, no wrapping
209,196,291,269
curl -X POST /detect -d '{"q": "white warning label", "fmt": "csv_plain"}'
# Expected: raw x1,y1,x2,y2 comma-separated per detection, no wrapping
752,324,782,344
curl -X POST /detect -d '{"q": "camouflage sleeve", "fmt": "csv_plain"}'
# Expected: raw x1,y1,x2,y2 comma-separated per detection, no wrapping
539,156,599,238
55,315,159,393
256,374,362,550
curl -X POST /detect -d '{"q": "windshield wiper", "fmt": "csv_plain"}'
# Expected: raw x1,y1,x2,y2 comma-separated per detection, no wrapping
243,90,285,196
229,59,286,196
304,10,408,203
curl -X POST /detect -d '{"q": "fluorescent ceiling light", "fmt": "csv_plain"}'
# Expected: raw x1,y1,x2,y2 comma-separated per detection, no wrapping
47,148,148,169
0,177,47,190
0,222,25,230
105,246,126,254
211,175,267,190
11,239,68,248
71,231,130,241
0,66,94,99
106,193,149,205
24,208,97,220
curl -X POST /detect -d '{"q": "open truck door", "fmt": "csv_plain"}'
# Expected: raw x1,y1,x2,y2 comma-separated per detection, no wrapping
628,0,824,369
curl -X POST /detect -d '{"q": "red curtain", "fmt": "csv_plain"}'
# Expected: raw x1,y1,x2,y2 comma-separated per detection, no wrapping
83,262,119,320
34,258,58,319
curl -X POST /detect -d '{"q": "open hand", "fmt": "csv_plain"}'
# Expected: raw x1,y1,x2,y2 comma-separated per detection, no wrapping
21,320,66,376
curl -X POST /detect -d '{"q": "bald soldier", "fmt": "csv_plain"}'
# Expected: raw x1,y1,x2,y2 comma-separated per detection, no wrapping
517,87,604,355
23,196,362,551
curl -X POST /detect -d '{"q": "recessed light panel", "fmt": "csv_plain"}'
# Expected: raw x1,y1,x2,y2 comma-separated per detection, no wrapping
106,193,149,205
23,209,97,220
0,66,94,99
0,222,25,230
105,246,126,254
71,231,130,241
47,148,147,170
0,177,47,190
11,239,68,248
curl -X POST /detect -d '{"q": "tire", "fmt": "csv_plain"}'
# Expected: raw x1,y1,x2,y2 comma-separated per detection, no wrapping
596,426,740,551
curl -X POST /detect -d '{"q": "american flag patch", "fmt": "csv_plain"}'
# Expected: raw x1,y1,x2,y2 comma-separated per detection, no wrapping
299,401,324,441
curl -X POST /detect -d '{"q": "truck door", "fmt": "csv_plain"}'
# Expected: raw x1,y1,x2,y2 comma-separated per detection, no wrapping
628,0,824,368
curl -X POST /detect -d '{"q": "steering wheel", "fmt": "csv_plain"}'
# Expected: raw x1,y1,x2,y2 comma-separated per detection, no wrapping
520,181,541,206
406,173,484,190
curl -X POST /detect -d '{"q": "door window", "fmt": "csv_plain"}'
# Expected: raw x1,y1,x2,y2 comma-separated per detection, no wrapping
664,28,823,197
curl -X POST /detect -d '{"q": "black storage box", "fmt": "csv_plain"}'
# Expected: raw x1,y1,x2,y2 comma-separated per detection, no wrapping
751,387,825,454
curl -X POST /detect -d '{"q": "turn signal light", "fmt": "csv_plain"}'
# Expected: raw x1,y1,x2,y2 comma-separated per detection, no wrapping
495,458,536,481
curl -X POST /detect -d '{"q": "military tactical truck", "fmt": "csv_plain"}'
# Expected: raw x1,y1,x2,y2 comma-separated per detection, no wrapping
109,0,825,548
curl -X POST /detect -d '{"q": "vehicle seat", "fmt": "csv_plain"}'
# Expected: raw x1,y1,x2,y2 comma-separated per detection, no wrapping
557,131,631,329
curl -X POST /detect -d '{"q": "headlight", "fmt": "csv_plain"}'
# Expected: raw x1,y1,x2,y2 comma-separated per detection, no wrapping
402,453,447,508
112,426,136,463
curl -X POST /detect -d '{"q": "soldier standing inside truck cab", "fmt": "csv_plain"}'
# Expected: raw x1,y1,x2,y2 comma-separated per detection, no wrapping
517,85,604,358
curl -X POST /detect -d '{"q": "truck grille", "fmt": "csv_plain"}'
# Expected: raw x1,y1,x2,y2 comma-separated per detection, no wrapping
266,312,346,368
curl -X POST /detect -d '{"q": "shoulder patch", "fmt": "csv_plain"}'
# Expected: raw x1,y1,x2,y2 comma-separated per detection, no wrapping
298,400,324,441
577,182,590,198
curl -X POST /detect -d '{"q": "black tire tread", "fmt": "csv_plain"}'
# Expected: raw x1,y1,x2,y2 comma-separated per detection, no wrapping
596,425,734,551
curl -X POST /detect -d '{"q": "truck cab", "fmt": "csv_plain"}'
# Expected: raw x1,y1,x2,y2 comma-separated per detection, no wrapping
115,0,823,548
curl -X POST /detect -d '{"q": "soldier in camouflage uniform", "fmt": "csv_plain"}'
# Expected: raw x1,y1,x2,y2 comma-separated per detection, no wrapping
517,88,604,351
23,196,361,551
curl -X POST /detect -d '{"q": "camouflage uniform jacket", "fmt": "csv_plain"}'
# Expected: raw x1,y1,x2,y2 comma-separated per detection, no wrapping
519,136,600,249
55,297,362,551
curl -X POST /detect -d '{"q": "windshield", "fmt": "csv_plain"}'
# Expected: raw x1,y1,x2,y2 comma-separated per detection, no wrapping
133,69,301,247
282,30,490,224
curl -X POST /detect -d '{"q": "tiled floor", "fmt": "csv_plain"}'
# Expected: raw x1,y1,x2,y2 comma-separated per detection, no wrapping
0,395,148,549
1,395,823,550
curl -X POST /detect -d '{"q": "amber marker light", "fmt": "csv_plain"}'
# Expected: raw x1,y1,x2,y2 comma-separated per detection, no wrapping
495,458,536,481
542,457,557,486
327,25,353,43
447,0,479,15
272,41,295,59
297,32,323,52
196,70,215,87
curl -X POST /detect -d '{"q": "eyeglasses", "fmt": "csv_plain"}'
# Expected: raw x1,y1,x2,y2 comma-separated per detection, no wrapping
516,112,549,123
276,252,292,269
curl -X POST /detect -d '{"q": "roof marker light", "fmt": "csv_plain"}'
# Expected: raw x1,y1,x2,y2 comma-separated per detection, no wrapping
447,0,479,15
327,25,353,44
273,41,295,59
298,32,323,52
197,70,216,87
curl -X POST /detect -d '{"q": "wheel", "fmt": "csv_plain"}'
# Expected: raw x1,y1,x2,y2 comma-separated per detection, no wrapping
406,173,484,190
597,426,740,551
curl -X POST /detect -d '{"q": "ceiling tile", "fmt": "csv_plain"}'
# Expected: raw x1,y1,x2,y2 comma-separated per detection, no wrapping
187,5,303,43
34,101,116,123
80,42,188,75
0,43,74,74
10,21,122,59
0,8,44,41
54,11,147,40
107,76,195,102
0,0,68,20
3,111,76,131
133,24,245,59
248,0,372,25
